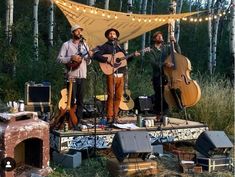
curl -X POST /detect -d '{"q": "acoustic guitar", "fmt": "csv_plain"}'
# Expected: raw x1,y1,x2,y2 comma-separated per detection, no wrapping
50,79,78,130
119,68,134,111
99,47,150,75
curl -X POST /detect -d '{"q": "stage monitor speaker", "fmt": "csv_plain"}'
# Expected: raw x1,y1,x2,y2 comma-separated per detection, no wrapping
111,131,152,162
136,96,153,112
25,82,51,105
195,131,233,157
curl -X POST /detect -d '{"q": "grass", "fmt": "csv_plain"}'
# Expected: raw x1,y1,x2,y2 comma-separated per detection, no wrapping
171,74,234,135
49,156,110,177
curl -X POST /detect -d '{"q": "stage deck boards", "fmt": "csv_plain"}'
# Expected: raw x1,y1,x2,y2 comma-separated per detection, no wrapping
50,116,208,152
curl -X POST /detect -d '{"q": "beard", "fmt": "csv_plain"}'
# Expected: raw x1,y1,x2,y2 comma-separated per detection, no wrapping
156,40,163,44
74,35,80,40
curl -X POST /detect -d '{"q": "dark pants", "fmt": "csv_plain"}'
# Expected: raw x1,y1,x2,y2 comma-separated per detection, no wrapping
68,78,85,124
152,76,169,115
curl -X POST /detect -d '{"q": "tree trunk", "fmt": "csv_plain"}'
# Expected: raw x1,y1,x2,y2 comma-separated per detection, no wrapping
119,0,123,11
104,0,109,10
123,0,133,52
48,0,54,47
33,0,39,61
230,0,235,61
175,0,183,43
141,0,147,57
189,0,192,12
88,0,96,6
211,1,222,73
5,0,14,44
138,0,143,14
147,0,154,46
208,0,213,74
168,0,176,42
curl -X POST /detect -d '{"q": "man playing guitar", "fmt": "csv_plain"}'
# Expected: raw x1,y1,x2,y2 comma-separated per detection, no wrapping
93,28,140,126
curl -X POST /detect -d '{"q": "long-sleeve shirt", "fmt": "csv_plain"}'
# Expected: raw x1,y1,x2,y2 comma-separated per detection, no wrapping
57,39,90,79
145,42,181,78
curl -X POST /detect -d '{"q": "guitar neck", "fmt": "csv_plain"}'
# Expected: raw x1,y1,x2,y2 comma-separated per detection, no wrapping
67,79,73,110
169,38,176,70
124,47,150,60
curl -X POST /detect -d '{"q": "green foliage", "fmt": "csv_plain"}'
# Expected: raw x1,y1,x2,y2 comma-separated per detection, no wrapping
172,74,234,135
49,157,110,177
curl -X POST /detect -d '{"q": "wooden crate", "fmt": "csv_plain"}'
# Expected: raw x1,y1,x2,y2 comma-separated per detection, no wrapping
177,151,197,174
107,158,158,177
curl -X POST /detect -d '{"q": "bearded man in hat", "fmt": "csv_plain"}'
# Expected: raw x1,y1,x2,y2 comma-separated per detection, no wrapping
145,31,181,121
57,24,92,130
93,28,140,126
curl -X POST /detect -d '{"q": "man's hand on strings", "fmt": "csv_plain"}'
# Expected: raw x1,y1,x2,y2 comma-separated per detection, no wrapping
164,62,174,68
71,55,82,63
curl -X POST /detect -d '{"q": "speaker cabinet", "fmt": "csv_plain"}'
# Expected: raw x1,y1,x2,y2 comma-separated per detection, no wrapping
25,82,51,105
135,96,153,112
111,131,152,162
195,131,233,157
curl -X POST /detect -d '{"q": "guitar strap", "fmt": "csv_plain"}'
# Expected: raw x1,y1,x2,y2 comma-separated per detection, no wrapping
116,43,126,55
77,43,82,55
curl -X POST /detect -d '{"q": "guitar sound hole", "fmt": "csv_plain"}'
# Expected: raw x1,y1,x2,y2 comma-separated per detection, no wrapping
116,58,121,63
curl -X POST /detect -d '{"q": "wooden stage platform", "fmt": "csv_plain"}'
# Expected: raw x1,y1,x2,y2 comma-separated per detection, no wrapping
50,116,208,152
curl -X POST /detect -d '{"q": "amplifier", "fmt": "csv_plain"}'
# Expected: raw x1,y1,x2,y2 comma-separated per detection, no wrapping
25,82,51,105
135,96,153,112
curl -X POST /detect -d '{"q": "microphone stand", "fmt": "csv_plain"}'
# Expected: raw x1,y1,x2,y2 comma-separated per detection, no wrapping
158,42,165,129
111,40,117,124
79,38,99,157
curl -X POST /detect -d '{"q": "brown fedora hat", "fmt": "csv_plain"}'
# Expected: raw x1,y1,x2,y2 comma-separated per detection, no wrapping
104,28,120,38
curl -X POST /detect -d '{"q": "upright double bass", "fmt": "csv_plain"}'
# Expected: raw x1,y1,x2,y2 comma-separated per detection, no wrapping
163,40,201,109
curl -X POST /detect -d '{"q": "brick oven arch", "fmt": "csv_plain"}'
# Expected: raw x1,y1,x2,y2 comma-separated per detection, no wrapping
14,137,43,169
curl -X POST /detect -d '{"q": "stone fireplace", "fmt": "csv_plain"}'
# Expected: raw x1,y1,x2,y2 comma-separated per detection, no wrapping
0,112,51,177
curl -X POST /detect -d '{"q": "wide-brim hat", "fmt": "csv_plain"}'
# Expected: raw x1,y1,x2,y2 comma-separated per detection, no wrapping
104,28,120,38
71,24,83,33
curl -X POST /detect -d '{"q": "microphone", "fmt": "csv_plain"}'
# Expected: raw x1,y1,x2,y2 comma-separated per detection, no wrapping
79,35,86,41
